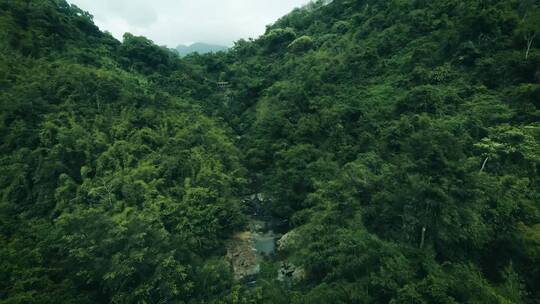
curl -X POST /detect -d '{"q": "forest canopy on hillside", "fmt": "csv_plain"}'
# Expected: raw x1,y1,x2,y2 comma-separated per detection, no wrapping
0,0,539,303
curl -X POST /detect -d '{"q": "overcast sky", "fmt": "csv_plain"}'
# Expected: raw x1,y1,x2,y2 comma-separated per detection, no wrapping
68,0,311,47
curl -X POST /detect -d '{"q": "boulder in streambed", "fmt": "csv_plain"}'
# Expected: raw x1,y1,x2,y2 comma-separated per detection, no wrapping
277,262,306,283
226,231,260,280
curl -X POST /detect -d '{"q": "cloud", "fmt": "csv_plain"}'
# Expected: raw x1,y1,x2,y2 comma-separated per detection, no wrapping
68,0,311,47
107,1,158,27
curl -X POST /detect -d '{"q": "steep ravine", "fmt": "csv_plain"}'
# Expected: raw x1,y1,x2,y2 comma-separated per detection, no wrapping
226,194,286,284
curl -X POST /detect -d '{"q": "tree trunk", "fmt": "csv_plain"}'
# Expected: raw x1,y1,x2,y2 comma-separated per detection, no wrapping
480,157,489,172
419,226,426,249
525,35,535,60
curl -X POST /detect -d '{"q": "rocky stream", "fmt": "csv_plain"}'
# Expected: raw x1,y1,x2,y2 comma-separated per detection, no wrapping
226,194,304,285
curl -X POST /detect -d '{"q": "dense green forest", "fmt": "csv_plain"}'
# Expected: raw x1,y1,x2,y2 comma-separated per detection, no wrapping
0,0,539,303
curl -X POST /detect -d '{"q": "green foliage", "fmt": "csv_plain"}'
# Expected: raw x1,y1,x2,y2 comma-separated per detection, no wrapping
1,0,540,303
207,0,540,302
119,33,179,74
288,36,314,53
0,2,245,302
259,28,297,53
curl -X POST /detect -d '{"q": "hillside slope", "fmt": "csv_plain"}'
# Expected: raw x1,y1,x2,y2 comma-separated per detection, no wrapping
0,0,539,303
196,0,540,302
0,1,246,303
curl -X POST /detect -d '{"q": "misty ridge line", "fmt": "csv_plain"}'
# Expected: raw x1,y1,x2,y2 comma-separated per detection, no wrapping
67,0,314,47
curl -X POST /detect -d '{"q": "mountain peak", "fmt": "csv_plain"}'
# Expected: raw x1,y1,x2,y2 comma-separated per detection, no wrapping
175,42,228,56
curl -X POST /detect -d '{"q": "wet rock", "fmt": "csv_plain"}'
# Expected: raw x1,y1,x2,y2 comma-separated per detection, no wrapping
277,262,294,282
226,232,260,280
248,193,267,203
249,220,265,232
277,262,305,283
226,220,279,280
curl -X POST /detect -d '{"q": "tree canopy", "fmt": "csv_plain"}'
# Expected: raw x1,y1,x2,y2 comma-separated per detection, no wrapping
0,0,539,303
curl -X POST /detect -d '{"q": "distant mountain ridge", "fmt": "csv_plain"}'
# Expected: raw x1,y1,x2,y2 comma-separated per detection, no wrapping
175,42,228,56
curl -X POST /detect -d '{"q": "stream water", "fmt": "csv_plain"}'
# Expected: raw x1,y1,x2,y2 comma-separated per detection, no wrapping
254,233,276,255
248,193,288,256
226,194,287,281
